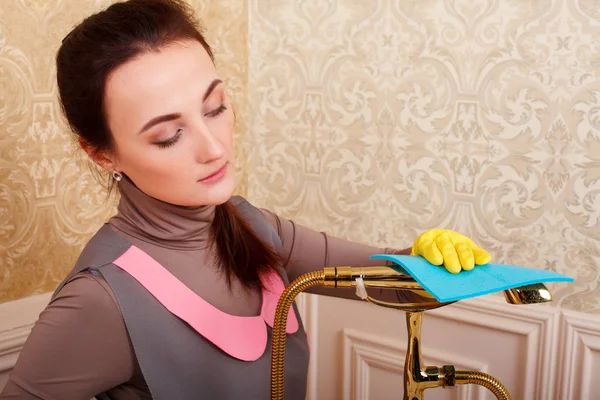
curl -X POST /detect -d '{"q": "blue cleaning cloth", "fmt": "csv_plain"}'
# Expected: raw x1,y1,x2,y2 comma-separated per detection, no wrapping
370,254,574,303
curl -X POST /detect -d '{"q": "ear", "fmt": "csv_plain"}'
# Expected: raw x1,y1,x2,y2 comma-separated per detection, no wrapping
78,137,118,172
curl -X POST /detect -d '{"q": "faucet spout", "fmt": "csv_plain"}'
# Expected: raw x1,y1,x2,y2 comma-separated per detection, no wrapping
503,283,552,305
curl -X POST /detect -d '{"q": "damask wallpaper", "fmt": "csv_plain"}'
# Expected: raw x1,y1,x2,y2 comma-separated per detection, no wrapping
0,0,248,303
2,0,599,313
247,0,600,313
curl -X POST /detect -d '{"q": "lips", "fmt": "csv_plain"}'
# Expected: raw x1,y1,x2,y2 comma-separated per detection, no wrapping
199,163,228,184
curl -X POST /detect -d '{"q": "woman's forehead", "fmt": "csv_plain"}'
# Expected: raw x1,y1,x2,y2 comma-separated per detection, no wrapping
104,40,218,126
109,41,215,94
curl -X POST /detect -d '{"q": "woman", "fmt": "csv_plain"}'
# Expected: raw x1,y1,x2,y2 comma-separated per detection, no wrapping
0,0,490,399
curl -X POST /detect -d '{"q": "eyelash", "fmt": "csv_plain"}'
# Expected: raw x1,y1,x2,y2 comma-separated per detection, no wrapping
156,129,182,149
206,104,227,118
154,104,228,149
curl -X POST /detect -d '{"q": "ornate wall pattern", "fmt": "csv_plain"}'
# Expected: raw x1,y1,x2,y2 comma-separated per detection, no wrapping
2,0,599,314
247,0,600,312
0,0,248,303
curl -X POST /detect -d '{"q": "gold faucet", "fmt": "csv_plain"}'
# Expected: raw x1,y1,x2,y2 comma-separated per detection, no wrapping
270,266,552,400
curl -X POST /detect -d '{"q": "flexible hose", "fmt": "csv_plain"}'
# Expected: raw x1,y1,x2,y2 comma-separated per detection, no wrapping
270,271,325,400
455,370,512,400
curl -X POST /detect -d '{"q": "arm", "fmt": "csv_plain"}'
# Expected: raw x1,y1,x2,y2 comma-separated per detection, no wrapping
260,209,429,303
0,273,135,400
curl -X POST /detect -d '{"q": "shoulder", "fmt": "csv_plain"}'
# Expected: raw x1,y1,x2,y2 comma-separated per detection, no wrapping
229,195,270,223
228,196,284,251
229,195,255,214
49,271,122,319
52,224,131,299
231,195,282,226
229,196,276,224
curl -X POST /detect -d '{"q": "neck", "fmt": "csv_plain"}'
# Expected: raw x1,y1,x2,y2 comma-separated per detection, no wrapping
109,177,215,250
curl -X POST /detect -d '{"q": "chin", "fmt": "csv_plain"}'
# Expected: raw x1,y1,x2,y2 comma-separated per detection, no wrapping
192,178,236,206
201,192,232,206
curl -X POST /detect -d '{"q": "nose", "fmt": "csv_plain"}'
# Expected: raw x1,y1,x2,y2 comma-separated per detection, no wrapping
193,120,225,163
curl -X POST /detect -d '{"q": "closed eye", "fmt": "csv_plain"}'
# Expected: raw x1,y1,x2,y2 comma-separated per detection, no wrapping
205,105,227,118
153,104,226,149
155,129,182,149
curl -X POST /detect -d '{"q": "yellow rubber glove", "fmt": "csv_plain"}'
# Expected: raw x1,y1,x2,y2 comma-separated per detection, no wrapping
411,229,491,274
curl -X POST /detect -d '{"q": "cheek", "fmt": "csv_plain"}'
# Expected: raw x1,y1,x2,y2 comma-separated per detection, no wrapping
114,137,188,180
217,111,235,152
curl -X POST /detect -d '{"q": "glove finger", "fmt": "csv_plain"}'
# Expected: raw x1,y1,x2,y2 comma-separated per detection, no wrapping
422,228,444,240
418,238,444,266
473,246,492,265
446,230,466,244
435,234,461,274
456,242,475,270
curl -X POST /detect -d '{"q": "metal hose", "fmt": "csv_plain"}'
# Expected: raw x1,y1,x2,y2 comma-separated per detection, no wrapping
455,370,512,400
270,271,325,400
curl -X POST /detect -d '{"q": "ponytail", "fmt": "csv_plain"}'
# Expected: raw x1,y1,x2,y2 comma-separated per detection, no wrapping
211,201,282,290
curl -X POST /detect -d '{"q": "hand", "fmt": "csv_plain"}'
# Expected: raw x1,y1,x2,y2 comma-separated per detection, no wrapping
411,229,491,274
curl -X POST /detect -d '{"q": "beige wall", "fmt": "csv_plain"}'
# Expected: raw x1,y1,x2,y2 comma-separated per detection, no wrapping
0,0,248,303
247,0,600,313
1,0,599,314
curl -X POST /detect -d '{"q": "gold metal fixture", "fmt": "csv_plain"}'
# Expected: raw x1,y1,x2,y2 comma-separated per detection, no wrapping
503,283,552,305
270,265,553,400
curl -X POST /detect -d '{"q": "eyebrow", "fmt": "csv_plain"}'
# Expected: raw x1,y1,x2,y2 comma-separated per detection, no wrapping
137,78,223,135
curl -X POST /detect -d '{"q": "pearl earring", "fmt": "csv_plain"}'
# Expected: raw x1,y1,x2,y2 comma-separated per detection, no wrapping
112,171,123,182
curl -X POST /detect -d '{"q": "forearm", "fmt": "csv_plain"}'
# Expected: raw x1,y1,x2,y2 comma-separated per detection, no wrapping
294,233,425,303
260,209,430,303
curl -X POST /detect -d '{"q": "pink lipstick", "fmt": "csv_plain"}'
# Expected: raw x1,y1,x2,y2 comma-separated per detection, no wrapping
199,163,228,184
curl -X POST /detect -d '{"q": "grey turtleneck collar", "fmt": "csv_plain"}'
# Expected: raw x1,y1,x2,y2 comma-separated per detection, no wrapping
109,176,215,251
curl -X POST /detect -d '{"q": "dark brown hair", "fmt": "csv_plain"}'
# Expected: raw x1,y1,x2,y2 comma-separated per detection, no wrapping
57,0,281,290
